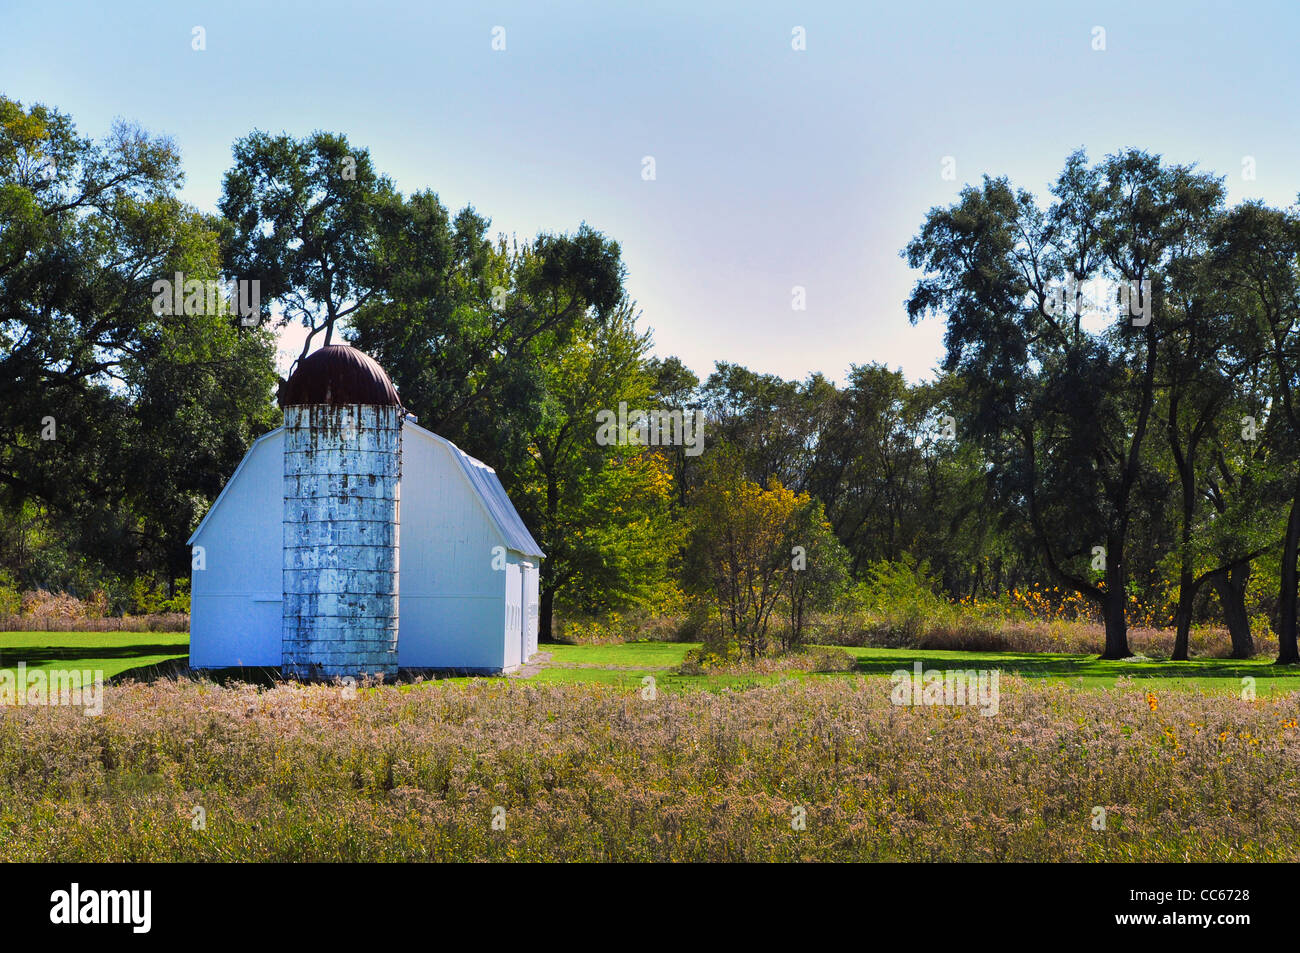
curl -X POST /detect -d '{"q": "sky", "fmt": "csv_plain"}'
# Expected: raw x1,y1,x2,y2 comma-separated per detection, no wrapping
3,0,1298,383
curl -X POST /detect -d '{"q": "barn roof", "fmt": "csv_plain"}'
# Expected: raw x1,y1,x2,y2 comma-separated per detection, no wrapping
404,421,545,559
278,345,402,408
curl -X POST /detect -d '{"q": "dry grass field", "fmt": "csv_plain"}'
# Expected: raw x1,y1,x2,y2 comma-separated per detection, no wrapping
2,669,1297,861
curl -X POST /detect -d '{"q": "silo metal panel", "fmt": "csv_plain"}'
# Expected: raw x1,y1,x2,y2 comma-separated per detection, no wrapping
281,403,401,679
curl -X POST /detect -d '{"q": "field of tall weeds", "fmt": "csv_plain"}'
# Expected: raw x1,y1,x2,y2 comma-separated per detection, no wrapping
818,616,1279,659
1,675,1297,861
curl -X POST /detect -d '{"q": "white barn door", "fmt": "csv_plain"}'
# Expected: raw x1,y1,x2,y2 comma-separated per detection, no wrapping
503,560,523,671
521,561,539,661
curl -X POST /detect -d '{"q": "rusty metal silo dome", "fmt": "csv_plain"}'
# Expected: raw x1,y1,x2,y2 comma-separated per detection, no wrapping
279,344,402,408
280,344,403,681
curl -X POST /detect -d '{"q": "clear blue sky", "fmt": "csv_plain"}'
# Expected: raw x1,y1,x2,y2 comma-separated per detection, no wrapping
3,0,1298,383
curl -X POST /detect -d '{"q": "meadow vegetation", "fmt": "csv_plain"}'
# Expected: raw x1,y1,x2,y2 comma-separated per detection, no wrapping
556,556,1280,663
0,579,188,633
1,674,1296,862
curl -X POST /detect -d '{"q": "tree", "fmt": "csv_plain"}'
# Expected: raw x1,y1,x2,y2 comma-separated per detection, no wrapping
1211,202,1300,663
0,96,279,595
219,130,399,361
645,355,702,506
784,496,848,650
699,363,831,492
512,300,683,636
122,303,280,587
685,447,847,658
1157,243,1278,658
806,364,933,573
349,213,626,477
905,149,1224,659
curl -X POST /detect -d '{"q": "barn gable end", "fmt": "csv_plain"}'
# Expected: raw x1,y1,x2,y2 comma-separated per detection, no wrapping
188,429,283,668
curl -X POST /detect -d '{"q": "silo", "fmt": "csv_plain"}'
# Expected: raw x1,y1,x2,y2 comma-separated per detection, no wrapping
278,345,402,680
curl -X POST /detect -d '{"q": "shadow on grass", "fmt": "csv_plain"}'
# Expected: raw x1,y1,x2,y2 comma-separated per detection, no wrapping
154,664,505,688
139,662,280,687
0,644,188,667
847,651,1300,680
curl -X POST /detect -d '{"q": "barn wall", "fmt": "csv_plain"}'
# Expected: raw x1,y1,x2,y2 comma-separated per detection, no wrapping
397,425,508,670
189,431,283,668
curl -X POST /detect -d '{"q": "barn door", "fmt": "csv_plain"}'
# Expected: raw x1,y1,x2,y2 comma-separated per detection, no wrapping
517,562,540,662
519,562,530,662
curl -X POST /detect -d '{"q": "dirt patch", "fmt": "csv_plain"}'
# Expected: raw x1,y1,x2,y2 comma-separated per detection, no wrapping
509,651,553,679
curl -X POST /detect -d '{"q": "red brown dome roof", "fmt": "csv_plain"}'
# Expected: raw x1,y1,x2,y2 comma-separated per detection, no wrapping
278,345,402,408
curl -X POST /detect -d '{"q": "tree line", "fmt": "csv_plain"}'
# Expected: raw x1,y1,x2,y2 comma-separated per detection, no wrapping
2,95,1297,662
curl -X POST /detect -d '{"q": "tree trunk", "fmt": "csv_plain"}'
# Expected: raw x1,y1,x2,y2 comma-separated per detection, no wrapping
1102,598,1130,659
1171,569,1196,661
539,585,554,642
1277,483,1300,664
1100,554,1131,659
1210,565,1254,659
1171,434,1197,662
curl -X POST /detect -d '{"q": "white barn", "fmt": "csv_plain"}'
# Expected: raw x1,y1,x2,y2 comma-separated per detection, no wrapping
188,349,544,675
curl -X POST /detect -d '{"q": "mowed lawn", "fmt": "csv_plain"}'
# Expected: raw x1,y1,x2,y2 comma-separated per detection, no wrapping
2,632,1299,695
0,632,189,681
535,642,1300,696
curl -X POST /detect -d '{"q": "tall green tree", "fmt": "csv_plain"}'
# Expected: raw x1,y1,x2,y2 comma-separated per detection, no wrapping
0,96,279,593
699,363,831,492
219,130,399,360
349,209,625,476
1211,202,1300,663
645,355,702,506
514,300,683,636
1157,241,1278,658
805,364,932,573
905,149,1225,658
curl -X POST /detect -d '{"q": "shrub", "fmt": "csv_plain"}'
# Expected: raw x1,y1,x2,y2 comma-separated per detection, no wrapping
19,589,84,623
678,645,738,675
685,455,850,659
677,643,855,676
553,613,629,645
854,556,955,643
0,571,20,617
159,579,190,614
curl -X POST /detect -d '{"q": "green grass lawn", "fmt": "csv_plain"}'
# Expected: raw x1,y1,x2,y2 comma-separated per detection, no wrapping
539,641,1300,695
3,632,1298,695
840,645,1300,694
0,631,189,681
543,640,690,669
